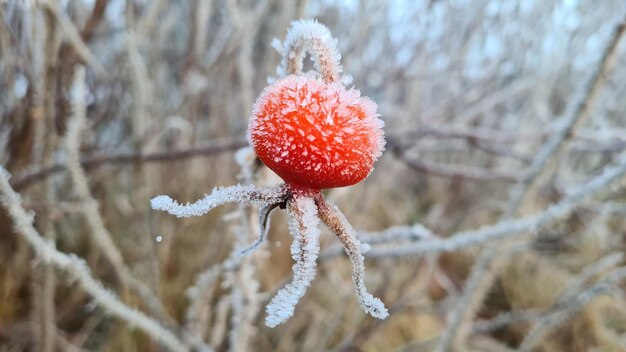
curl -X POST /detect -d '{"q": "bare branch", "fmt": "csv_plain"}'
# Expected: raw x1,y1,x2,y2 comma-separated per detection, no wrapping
11,138,248,191
393,152,522,183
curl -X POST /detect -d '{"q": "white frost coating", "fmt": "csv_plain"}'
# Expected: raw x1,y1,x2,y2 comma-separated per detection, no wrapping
321,202,389,320
265,196,321,327
273,19,344,83
151,185,286,218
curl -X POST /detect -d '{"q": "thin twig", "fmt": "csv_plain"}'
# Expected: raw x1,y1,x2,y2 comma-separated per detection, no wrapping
42,1,107,77
518,267,626,352
65,66,211,350
394,152,522,183
11,138,248,190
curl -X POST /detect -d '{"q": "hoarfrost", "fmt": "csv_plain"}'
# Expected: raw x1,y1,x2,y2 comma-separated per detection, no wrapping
272,19,343,83
151,185,286,218
319,202,389,320
265,196,321,327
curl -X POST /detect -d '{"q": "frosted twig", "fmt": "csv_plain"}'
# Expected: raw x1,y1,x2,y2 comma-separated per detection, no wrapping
227,145,263,351
555,252,623,305
229,260,261,351
66,66,187,338
471,310,542,334
393,152,522,183
125,1,163,304
28,2,48,165
209,295,231,348
152,185,287,218
364,154,626,256
317,197,389,320
360,224,436,244
518,267,626,352
12,138,248,191
390,117,626,148
32,256,56,352
273,19,343,83
228,241,263,351
42,1,107,77
66,65,132,284
0,168,189,352
265,195,321,327
357,155,626,344
29,10,58,351
388,122,542,145
126,18,151,149
185,265,221,339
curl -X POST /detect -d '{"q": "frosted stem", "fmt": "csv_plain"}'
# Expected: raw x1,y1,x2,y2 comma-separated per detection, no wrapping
316,196,389,320
272,19,343,83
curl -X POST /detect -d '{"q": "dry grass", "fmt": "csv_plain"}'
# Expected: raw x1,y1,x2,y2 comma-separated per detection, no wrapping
1,0,626,351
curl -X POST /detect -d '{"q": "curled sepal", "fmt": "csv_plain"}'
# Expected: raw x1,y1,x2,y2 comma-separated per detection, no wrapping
240,201,282,255
265,195,321,327
151,185,286,218
316,197,389,320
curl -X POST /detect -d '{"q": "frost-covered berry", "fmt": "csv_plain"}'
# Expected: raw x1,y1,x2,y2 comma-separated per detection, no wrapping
248,75,385,190
153,20,389,329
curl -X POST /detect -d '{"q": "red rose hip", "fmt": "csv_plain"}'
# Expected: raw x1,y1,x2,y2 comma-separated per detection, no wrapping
248,75,385,190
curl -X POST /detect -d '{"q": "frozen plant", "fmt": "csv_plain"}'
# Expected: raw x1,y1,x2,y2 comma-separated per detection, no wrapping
151,19,388,327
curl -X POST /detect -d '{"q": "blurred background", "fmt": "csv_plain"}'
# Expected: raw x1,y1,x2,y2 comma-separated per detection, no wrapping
1,0,626,351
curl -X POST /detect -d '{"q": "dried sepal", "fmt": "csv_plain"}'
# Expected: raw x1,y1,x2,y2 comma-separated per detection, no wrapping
151,185,287,218
240,201,282,255
265,195,321,327
316,196,389,320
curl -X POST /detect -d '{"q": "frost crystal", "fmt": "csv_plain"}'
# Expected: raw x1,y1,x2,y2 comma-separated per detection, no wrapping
265,195,321,327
